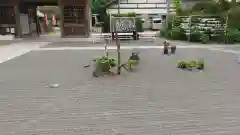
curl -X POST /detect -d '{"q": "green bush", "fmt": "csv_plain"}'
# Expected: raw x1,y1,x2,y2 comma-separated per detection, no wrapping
177,60,187,69
225,28,240,44
160,14,175,38
190,27,202,42
114,12,136,17
173,17,182,27
160,16,173,38
191,1,221,14
160,29,172,38
228,6,240,30
170,27,187,40
200,33,210,44
211,32,225,43
187,60,197,70
102,15,110,33
135,17,143,32
93,56,116,73
196,59,204,70
178,60,205,70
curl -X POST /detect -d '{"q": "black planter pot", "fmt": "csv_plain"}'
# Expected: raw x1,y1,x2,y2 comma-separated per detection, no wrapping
163,46,168,55
171,46,176,54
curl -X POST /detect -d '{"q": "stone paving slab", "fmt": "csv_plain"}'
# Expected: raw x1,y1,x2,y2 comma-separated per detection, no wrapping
0,48,240,135
0,42,50,64
0,40,20,46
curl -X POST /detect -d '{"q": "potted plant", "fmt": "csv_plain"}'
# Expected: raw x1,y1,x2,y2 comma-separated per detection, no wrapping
92,56,116,77
196,59,204,70
170,45,176,54
187,60,197,70
177,60,187,69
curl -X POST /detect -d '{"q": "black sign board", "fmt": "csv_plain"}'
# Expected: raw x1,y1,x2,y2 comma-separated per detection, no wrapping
111,17,136,32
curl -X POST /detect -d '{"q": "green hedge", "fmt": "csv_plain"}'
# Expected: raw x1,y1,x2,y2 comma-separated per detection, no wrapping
160,14,240,44
225,28,240,44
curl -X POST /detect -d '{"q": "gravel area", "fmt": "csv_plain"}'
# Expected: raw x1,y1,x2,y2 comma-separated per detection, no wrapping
0,48,240,135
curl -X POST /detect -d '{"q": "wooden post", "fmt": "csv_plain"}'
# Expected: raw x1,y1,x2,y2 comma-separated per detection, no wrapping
85,0,91,37
14,5,21,38
104,38,109,57
58,0,65,37
224,14,228,43
188,15,192,42
115,29,121,75
28,7,33,36
35,7,41,35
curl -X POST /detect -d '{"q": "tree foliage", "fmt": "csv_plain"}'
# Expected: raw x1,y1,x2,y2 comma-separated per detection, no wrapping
92,0,116,14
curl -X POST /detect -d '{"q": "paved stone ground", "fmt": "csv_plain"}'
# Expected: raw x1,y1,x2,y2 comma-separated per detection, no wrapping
43,40,159,48
0,40,19,46
0,47,240,135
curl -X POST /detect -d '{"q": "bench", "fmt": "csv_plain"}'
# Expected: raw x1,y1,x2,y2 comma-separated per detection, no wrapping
91,33,112,44
112,32,139,40
138,32,157,42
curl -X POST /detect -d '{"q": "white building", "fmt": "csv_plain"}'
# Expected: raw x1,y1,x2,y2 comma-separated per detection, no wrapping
107,0,175,17
107,0,174,29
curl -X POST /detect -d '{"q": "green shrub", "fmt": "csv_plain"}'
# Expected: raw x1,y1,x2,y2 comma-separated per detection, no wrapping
200,33,210,44
187,60,197,70
178,60,205,70
211,32,225,43
166,15,174,30
170,27,187,40
225,28,240,44
160,15,174,38
191,1,221,14
177,60,187,69
196,59,204,70
160,28,171,38
228,6,240,30
173,17,182,27
102,15,110,33
93,56,116,73
190,27,201,42
135,17,143,32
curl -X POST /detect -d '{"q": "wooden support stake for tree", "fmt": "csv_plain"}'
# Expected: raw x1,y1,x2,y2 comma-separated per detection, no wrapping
104,38,109,57
115,30,121,75
188,15,192,42
224,14,229,43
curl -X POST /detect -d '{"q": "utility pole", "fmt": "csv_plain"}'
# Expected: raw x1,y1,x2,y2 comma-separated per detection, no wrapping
166,0,171,29
118,0,120,14
166,0,170,14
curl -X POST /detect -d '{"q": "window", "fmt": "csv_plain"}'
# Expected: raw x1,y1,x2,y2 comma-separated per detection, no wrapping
153,20,161,23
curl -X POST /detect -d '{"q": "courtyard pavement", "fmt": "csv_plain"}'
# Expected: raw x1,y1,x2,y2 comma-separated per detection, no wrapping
0,42,240,135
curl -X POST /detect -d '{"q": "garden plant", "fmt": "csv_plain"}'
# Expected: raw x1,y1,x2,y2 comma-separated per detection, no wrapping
160,0,240,44
177,59,205,70
92,56,116,77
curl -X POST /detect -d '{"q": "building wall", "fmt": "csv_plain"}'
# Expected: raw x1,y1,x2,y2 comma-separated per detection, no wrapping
1,0,91,38
107,0,174,15
59,0,90,37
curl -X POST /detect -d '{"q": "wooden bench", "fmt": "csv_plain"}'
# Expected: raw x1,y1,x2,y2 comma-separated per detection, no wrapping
91,33,112,44
111,32,134,40
138,32,157,42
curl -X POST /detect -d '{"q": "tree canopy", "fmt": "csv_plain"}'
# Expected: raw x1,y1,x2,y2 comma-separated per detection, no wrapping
92,0,117,14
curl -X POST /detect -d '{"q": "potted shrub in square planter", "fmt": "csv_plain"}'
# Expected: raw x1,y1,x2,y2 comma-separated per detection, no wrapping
92,56,116,77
